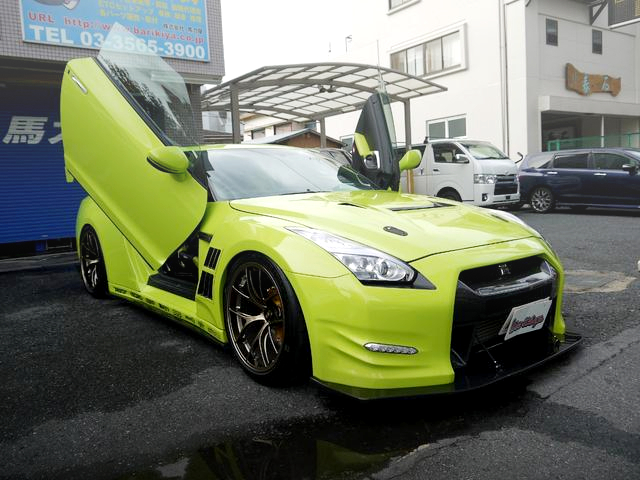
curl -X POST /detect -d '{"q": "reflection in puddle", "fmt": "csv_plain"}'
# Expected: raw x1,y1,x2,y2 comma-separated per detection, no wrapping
117,433,410,480
116,381,530,480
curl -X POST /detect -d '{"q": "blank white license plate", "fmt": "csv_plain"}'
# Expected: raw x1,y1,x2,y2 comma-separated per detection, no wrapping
499,298,553,341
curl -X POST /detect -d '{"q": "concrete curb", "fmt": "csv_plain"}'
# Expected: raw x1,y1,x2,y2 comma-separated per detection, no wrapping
0,252,78,274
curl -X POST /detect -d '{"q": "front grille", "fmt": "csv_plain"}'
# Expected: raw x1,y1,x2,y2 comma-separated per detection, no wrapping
494,184,518,195
494,174,518,195
451,256,556,368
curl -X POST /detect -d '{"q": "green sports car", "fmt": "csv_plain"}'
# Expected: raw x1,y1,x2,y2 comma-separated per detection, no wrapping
61,26,580,399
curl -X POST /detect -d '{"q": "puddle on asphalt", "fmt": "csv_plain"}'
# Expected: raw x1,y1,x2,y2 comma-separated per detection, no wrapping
114,382,531,480
564,270,636,294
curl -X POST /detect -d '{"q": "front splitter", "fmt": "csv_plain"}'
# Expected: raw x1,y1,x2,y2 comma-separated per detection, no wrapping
313,332,582,400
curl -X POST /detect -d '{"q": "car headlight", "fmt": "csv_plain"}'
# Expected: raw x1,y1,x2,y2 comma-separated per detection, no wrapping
287,227,423,285
474,174,497,184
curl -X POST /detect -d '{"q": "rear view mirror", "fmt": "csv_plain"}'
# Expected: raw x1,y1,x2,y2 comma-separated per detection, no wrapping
399,149,422,171
454,154,470,164
147,146,189,174
364,151,381,169
622,164,637,174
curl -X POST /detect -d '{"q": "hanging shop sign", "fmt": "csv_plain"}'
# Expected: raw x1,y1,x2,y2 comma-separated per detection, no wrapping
19,0,210,62
566,63,621,97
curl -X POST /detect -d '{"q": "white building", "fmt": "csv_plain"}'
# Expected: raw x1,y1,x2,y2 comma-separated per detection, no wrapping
322,0,640,157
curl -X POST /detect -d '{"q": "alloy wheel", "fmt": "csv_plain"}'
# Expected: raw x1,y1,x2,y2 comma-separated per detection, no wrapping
530,187,554,213
226,262,285,374
79,226,108,297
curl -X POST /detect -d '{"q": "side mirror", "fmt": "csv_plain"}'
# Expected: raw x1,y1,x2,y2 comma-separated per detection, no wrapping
399,149,422,171
622,164,637,175
147,146,189,174
364,151,381,169
454,154,470,164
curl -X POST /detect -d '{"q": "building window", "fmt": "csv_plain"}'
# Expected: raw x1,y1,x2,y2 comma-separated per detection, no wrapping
592,29,602,54
426,116,466,140
389,0,414,9
546,18,558,46
391,30,462,77
251,128,265,140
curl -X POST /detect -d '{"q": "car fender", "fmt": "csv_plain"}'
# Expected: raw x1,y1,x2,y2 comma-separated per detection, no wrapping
76,197,154,293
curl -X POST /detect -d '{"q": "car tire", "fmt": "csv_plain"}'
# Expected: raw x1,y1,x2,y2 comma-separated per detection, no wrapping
79,225,109,298
529,187,555,213
437,189,462,202
224,252,311,385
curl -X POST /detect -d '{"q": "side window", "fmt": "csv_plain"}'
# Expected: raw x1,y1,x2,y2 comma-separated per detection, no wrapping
432,143,462,163
594,153,630,170
552,153,588,169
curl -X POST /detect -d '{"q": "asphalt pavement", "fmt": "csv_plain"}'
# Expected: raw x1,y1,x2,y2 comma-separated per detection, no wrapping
1,207,639,480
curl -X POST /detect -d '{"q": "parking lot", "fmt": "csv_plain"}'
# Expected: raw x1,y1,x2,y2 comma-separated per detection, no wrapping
1,208,639,480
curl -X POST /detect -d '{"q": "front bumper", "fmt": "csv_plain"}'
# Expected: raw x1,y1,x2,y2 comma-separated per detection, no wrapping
289,237,579,397
314,332,582,400
474,183,520,206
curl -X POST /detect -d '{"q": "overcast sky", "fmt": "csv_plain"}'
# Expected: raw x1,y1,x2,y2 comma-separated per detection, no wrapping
219,0,351,80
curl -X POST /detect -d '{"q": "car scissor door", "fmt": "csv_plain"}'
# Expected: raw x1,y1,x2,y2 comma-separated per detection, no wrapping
351,92,399,190
61,25,207,270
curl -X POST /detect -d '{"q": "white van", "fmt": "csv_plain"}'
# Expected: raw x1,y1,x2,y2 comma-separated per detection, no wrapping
407,139,520,207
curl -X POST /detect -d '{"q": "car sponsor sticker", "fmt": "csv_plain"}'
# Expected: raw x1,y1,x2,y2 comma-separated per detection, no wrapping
499,298,553,340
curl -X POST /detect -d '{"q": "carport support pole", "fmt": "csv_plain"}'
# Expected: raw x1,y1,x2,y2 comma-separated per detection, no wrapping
319,117,327,148
231,85,241,144
404,100,414,193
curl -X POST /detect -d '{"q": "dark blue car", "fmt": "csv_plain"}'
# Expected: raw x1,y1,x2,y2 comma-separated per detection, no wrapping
518,148,640,213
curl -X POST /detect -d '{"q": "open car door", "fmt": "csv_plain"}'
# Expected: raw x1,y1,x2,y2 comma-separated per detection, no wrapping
61,24,207,270
351,91,399,190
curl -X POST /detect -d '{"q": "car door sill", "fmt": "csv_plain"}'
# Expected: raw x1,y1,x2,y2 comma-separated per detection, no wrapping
147,272,197,300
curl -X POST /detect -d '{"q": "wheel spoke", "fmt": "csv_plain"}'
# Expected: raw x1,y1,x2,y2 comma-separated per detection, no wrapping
246,267,267,309
233,312,265,342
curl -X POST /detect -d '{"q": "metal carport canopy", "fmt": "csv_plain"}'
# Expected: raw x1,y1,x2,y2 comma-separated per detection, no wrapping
201,62,447,147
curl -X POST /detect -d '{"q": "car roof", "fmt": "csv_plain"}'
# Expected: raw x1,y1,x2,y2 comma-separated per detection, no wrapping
522,147,640,168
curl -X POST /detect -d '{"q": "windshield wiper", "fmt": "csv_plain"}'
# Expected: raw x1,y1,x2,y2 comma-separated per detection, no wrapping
279,189,325,196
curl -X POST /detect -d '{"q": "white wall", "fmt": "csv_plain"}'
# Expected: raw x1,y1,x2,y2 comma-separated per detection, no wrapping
326,0,640,156
327,0,508,152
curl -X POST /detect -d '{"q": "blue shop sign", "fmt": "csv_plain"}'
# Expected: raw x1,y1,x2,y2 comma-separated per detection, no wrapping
19,0,210,62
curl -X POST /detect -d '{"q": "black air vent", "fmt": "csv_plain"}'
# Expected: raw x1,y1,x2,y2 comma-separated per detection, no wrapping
338,202,365,208
197,271,214,299
204,247,221,269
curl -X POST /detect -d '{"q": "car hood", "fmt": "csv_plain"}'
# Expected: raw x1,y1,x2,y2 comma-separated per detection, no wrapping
473,159,518,175
229,191,535,261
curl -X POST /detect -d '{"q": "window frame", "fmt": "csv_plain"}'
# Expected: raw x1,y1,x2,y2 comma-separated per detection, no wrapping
389,26,465,79
592,29,603,55
426,115,467,140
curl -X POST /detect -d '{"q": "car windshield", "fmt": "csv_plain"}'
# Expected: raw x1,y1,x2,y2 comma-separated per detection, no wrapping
460,142,510,160
97,23,199,147
205,148,377,200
